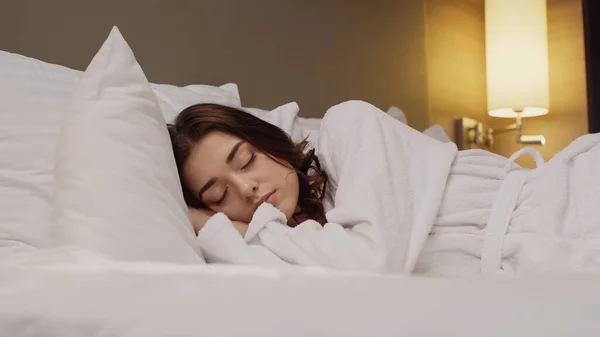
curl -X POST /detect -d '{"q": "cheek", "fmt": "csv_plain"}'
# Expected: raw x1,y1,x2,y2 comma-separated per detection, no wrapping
282,173,300,221
255,157,299,220
257,157,294,184
219,202,253,223
256,155,298,189
279,166,300,206
285,168,299,191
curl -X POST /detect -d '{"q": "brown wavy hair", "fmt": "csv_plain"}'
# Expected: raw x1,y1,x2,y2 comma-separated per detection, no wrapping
168,103,328,226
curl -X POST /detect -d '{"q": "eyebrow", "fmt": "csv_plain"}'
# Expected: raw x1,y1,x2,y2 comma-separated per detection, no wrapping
198,141,245,200
226,141,244,164
198,178,216,201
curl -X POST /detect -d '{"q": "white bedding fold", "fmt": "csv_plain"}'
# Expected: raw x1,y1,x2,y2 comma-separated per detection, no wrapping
1,254,600,337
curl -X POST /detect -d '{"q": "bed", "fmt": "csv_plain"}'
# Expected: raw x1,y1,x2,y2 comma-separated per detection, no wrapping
2,257,600,336
1,26,599,337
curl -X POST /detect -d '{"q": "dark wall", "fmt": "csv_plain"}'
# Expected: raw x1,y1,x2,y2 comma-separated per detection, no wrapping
0,0,429,126
583,0,600,133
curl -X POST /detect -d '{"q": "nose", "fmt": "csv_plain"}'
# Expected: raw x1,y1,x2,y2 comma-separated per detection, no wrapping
231,174,258,199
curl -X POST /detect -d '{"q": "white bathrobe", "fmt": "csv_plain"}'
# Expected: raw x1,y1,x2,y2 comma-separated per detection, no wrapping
197,100,600,276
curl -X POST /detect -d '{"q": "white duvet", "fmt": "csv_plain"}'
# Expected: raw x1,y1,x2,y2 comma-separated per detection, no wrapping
1,250,600,337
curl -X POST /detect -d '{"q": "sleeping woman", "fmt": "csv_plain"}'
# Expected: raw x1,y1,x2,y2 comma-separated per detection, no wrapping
168,100,600,276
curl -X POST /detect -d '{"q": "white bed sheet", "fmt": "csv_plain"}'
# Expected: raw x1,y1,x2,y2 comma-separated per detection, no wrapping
1,250,599,337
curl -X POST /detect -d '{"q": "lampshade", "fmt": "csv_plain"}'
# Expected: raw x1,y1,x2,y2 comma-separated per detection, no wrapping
485,0,550,118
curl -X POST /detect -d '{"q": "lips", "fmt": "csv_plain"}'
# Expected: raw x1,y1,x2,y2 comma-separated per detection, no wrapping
256,190,276,210
265,191,277,205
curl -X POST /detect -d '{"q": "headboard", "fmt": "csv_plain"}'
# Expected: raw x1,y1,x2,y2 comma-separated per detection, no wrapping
0,0,429,126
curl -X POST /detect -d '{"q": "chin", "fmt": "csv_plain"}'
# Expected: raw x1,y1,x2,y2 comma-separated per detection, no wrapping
276,200,296,222
279,205,295,222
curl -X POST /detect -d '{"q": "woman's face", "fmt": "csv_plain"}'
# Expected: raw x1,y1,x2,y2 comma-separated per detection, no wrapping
182,131,299,223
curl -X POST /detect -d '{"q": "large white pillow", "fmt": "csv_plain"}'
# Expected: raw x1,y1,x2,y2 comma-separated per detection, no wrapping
53,27,204,263
0,45,238,254
0,50,241,122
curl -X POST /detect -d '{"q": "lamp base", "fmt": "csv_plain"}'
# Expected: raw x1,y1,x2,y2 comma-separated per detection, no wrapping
454,118,493,150
454,117,545,150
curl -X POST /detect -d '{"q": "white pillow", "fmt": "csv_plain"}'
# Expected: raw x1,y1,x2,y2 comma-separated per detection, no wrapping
0,44,238,253
244,102,321,149
423,124,452,143
0,50,241,122
387,106,408,125
152,82,240,122
243,104,409,149
295,117,322,148
53,27,204,263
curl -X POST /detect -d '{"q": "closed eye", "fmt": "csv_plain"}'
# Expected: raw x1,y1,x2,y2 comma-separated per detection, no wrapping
215,186,228,206
241,153,256,170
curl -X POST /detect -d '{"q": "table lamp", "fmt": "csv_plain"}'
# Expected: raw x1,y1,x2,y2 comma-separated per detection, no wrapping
455,0,549,149
485,0,549,145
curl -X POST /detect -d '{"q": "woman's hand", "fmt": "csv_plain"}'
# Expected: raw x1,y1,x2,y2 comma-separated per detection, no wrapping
188,207,249,237
188,207,215,234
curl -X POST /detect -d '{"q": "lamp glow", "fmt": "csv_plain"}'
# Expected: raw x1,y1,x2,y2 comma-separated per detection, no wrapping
485,0,550,118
